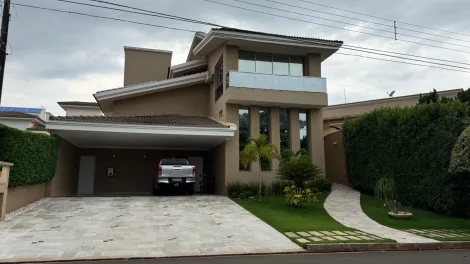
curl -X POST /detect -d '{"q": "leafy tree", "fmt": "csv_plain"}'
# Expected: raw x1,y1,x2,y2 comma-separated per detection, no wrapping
418,89,452,104
449,126,470,174
277,149,321,187
457,89,470,103
240,134,280,201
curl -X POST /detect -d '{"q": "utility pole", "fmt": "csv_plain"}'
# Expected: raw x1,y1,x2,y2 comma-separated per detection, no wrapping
0,0,11,104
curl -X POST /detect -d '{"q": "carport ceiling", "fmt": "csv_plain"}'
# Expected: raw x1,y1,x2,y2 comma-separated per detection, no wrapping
51,130,229,150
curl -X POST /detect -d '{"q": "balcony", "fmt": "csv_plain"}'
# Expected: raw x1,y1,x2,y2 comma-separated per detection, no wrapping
227,71,327,93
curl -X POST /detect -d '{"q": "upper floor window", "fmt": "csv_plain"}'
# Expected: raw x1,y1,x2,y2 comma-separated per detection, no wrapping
238,51,304,76
215,57,223,101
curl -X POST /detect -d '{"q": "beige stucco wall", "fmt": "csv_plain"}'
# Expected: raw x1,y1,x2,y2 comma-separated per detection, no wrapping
307,109,326,177
49,138,79,196
306,53,322,77
6,183,46,213
323,89,462,120
112,84,210,116
124,48,172,86
227,88,328,108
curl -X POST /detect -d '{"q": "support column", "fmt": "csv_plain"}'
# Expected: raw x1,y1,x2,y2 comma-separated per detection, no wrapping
307,109,326,177
288,108,300,153
269,107,280,171
249,105,260,172
223,104,239,192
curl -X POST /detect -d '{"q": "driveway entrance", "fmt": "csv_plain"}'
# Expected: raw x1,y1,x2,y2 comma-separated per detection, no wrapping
0,196,301,261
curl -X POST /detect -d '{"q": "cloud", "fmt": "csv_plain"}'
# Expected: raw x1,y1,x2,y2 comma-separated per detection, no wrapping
3,0,470,115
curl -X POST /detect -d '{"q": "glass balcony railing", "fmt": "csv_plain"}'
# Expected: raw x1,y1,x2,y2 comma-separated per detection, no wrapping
226,71,327,93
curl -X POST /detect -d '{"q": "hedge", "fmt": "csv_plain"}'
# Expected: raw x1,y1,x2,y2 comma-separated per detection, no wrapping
343,101,470,216
449,126,470,174
0,125,59,188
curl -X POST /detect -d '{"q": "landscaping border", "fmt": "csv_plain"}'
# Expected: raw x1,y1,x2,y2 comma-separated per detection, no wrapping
307,241,470,253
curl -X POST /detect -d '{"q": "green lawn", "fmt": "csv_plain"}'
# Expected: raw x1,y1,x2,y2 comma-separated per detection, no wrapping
360,194,470,230
233,193,352,232
233,193,394,247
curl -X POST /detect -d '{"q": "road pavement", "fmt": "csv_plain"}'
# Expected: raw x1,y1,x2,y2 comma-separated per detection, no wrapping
50,250,469,264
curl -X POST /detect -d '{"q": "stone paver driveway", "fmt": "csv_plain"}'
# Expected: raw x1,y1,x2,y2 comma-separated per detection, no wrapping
0,196,301,261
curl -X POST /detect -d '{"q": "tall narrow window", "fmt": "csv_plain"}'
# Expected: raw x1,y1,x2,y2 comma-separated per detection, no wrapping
238,51,256,73
239,107,250,170
289,56,304,76
299,111,308,152
260,108,270,171
280,108,289,153
256,53,273,74
215,57,223,101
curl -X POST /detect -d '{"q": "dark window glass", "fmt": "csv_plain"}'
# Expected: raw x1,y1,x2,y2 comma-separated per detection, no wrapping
239,108,250,170
160,159,189,165
290,56,304,76
273,54,289,75
280,108,289,152
299,111,308,152
215,57,223,101
238,51,256,73
260,108,270,171
256,52,273,74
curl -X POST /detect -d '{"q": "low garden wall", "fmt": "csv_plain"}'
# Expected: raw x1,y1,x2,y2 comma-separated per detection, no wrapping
6,183,47,213
343,101,470,216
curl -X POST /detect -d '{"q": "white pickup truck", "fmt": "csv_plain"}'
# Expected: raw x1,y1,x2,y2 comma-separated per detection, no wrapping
153,158,196,195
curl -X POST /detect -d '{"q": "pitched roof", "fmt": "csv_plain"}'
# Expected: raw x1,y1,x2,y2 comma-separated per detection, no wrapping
57,101,99,107
0,112,45,124
213,27,343,44
49,115,229,128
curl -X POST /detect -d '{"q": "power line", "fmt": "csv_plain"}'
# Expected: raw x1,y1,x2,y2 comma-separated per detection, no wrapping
297,0,470,38
262,0,470,44
229,0,470,49
337,52,470,73
10,1,470,73
58,0,221,27
8,2,198,33
204,0,470,54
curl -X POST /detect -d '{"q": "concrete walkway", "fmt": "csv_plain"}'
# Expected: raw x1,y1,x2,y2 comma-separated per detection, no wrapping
324,184,436,243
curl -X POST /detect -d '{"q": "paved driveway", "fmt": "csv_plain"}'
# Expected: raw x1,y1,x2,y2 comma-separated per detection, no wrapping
0,196,301,261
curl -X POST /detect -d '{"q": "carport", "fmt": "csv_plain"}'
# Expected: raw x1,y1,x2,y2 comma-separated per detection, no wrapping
46,115,235,196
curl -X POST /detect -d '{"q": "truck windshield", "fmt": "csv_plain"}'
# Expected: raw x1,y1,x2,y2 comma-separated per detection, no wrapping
160,159,189,165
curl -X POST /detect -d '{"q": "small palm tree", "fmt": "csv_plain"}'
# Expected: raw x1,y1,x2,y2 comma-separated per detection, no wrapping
240,134,280,201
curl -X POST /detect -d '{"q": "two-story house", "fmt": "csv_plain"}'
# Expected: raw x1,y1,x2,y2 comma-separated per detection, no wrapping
46,28,343,196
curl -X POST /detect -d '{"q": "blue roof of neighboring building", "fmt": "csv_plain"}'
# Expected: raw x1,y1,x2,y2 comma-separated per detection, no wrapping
0,106,42,114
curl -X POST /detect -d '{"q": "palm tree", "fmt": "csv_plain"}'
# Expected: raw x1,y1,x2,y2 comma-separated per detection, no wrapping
240,134,279,201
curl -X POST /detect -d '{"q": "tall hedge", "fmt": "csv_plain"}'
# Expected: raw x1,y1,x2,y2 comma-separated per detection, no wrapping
343,102,470,216
0,125,59,188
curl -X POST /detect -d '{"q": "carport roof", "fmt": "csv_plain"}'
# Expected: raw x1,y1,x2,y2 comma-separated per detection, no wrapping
49,115,228,128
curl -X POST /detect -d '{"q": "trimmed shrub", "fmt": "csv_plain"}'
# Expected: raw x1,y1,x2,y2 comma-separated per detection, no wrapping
306,178,332,192
227,181,267,196
0,125,59,188
449,126,470,174
343,102,470,216
239,192,247,199
244,191,254,197
230,192,239,198
271,180,292,195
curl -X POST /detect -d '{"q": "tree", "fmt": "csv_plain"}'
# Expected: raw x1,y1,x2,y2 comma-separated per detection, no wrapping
457,89,470,103
240,134,280,201
449,126,470,174
277,149,321,187
418,89,453,104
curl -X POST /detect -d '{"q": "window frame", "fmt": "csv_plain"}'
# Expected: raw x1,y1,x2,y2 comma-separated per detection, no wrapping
238,51,305,76
214,56,223,101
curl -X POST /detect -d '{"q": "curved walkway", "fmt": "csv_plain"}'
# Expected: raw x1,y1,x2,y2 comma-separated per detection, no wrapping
324,184,436,243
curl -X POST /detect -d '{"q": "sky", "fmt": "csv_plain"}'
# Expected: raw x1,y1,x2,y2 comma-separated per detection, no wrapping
3,0,470,115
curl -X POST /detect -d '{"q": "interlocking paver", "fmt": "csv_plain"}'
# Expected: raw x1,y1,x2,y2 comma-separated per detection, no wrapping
308,231,324,236
296,238,309,243
0,196,301,261
285,232,299,238
319,231,336,236
307,236,323,242
345,236,362,240
333,236,349,241
296,232,310,237
322,236,337,241
332,231,348,236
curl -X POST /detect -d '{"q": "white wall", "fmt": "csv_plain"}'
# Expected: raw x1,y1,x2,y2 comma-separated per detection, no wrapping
64,107,102,116
0,119,32,130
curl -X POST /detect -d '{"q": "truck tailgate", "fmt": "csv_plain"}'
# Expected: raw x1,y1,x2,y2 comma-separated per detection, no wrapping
161,165,193,178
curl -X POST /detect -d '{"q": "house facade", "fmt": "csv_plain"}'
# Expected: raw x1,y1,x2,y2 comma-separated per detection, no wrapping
46,28,343,196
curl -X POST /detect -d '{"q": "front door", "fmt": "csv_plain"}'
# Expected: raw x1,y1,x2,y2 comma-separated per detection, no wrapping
77,156,96,195
188,157,203,192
